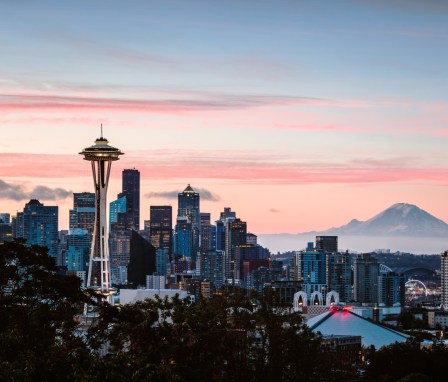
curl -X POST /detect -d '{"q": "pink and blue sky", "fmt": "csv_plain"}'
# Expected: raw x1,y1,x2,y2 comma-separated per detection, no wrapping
1,0,448,234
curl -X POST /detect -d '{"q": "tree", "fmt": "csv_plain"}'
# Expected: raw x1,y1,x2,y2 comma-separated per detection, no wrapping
0,240,93,381
366,340,448,381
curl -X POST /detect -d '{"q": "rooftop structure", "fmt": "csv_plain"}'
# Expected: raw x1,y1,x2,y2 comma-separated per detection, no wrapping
306,307,409,349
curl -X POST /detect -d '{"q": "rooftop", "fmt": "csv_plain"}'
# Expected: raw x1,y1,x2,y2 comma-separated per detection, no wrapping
307,309,409,349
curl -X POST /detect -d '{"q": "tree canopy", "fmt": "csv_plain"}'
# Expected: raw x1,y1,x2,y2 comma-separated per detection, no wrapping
5,240,446,381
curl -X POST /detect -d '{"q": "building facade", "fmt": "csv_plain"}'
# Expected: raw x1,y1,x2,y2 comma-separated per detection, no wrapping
20,199,59,258
150,205,172,257
354,253,380,304
378,272,405,306
119,169,140,231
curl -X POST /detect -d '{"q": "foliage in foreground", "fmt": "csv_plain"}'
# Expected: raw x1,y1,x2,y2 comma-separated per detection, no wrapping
0,241,348,381
6,240,448,381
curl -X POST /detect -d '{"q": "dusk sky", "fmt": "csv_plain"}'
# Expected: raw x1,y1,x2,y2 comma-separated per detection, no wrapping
1,0,448,234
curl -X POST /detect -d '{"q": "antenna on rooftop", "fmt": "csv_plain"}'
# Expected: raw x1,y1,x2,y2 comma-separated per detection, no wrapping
100,123,103,138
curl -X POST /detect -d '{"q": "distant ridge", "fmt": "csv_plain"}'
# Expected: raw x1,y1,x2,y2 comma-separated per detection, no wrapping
304,203,448,237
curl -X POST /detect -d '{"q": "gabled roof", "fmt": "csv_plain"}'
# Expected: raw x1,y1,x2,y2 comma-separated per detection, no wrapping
306,310,409,349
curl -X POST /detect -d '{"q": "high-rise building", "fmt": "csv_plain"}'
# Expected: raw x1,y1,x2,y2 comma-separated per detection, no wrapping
224,218,247,280
66,229,90,271
68,193,95,268
69,192,95,232
200,212,212,252
215,220,226,252
109,195,127,231
294,249,327,285
150,206,172,257
326,251,352,302
0,213,12,243
316,236,338,253
20,199,58,258
378,272,405,307
234,243,269,280
73,192,96,208
353,253,379,304
441,251,448,310
127,230,156,288
174,216,192,258
12,213,24,239
0,213,10,224
196,250,225,289
109,213,131,267
155,248,169,276
220,207,236,222
174,185,200,259
80,134,123,296
119,169,140,231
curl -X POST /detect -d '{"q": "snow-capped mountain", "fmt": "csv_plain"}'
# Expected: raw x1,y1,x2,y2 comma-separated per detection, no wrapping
315,203,448,237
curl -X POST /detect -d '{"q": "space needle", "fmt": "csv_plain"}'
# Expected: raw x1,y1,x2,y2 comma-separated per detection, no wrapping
80,128,123,303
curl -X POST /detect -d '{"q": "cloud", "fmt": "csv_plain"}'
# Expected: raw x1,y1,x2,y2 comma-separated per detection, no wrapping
196,188,221,201
146,187,220,201
0,179,28,200
0,179,72,201
29,185,72,200
269,208,280,213
0,93,368,115
146,190,179,199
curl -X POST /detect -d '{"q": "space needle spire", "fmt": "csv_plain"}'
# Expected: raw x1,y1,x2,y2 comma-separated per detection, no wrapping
80,129,123,302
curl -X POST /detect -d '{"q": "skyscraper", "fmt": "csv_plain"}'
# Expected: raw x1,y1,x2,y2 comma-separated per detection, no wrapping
200,212,212,252
224,218,247,280
80,133,123,296
174,185,200,259
69,192,95,232
119,169,140,231
21,199,59,258
326,251,352,302
109,195,127,231
66,229,90,271
150,205,172,256
0,213,12,243
353,253,379,304
127,230,156,288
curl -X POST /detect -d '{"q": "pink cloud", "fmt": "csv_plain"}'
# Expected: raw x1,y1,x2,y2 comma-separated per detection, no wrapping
0,93,369,115
1,151,447,185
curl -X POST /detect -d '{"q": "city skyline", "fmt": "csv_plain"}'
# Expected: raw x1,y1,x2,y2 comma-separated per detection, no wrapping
1,1,448,234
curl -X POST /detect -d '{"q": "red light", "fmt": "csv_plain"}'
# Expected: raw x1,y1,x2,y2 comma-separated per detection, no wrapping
342,306,353,311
